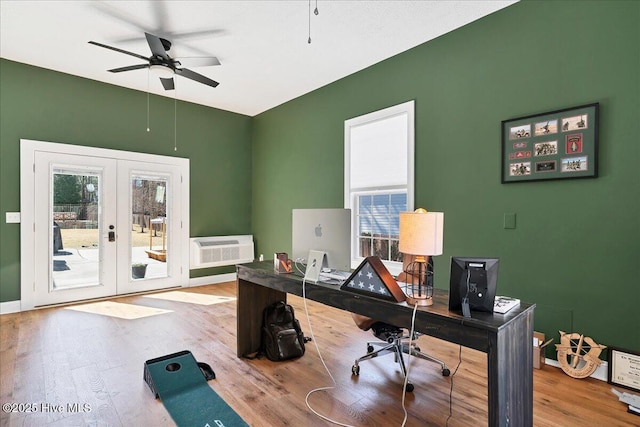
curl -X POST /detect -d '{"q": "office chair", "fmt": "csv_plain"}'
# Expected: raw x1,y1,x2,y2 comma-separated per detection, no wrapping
351,318,450,392
350,256,449,392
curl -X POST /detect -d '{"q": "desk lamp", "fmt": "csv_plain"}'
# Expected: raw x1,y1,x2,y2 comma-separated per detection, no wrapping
399,208,444,306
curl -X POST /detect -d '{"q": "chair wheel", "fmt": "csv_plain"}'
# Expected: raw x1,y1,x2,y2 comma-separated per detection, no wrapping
442,368,451,376
352,364,360,375
405,382,414,392
367,345,374,353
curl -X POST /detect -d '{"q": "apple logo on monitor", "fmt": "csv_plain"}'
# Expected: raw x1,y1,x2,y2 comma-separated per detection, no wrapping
315,224,322,237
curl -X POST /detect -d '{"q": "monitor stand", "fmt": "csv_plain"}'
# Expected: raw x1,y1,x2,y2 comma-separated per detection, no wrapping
304,250,327,283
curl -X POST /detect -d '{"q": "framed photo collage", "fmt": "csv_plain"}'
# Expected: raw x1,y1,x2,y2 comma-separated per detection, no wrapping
501,103,599,183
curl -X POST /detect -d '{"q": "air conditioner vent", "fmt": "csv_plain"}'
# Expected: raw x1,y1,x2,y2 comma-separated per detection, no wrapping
200,240,239,247
190,235,254,269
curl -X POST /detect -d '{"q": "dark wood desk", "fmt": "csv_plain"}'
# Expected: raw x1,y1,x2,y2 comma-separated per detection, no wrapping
236,261,534,426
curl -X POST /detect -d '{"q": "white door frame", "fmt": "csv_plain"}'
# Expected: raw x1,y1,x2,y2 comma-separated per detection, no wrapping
20,139,190,310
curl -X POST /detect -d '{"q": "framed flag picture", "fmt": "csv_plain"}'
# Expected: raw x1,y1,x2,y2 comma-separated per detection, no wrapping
501,103,599,183
340,256,406,303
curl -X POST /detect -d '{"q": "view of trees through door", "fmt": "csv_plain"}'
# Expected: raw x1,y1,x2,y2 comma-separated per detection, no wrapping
130,174,169,280
52,173,169,289
52,172,100,289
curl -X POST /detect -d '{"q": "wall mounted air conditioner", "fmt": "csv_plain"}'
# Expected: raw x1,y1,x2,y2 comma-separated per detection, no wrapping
190,235,254,269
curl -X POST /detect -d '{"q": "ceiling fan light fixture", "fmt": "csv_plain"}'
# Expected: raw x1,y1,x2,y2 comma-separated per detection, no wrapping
149,64,174,78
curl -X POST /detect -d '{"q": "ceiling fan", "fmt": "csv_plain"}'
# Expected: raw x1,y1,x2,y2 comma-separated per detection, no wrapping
89,32,220,90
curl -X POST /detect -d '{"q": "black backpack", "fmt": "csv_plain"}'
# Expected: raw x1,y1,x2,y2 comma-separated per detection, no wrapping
261,301,306,361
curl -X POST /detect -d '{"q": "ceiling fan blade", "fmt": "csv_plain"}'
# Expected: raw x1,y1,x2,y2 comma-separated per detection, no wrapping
175,68,219,88
108,64,150,73
92,2,224,44
160,77,175,91
166,29,227,42
111,29,226,47
174,57,221,68
93,2,154,35
151,1,170,37
88,41,149,62
145,32,169,59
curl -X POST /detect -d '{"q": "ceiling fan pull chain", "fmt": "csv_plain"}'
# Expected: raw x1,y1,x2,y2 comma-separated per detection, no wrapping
308,0,319,44
308,0,312,44
146,68,151,132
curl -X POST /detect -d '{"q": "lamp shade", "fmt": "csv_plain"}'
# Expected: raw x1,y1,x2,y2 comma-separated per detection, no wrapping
398,209,444,256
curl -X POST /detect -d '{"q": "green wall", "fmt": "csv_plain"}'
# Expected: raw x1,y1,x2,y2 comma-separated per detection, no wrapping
0,59,253,300
251,1,640,353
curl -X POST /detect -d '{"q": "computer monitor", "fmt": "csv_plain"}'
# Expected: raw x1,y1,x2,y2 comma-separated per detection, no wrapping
292,208,351,271
449,257,499,314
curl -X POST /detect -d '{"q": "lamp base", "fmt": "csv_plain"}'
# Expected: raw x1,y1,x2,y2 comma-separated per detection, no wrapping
406,295,433,306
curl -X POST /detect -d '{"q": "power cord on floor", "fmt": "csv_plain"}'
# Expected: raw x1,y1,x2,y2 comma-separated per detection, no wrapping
301,276,355,427
400,301,420,426
445,344,463,426
298,263,424,427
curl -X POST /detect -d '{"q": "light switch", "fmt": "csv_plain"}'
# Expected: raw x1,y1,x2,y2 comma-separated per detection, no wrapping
6,212,21,223
504,213,516,229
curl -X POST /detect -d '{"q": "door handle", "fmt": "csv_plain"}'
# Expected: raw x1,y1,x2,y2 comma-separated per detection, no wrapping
108,225,115,242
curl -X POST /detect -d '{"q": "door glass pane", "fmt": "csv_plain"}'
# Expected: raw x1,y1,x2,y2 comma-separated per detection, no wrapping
51,170,100,290
131,174,169,280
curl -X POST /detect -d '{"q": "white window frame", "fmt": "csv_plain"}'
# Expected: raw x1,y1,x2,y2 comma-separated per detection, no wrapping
344,100,415,276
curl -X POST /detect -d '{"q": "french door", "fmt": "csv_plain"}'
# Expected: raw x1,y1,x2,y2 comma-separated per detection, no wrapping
21,140,189,309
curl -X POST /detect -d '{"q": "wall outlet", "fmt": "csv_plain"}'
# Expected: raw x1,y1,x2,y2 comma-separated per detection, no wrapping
5,212,21,223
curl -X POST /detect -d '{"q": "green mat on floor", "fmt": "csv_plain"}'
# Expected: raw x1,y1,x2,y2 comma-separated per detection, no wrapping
144,351,248,427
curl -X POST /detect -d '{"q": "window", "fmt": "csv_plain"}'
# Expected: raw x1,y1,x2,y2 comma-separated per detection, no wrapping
344,101,414,275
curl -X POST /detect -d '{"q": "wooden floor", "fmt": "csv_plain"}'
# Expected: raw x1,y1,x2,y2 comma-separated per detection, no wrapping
1,281,636,426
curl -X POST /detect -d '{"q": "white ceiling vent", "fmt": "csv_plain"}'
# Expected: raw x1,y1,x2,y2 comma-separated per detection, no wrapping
190,235,254,269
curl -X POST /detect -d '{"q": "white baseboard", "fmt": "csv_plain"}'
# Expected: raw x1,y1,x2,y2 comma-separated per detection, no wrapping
0,300,22,315
188,272,237,287
544,358,608,382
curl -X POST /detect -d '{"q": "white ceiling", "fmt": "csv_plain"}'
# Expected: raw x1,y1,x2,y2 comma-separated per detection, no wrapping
0,1,516,117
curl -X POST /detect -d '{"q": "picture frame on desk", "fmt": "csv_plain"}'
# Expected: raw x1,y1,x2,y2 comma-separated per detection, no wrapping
608,347,640,392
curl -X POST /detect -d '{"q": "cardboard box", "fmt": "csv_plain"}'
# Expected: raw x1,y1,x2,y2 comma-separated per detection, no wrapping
533,331,553,369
